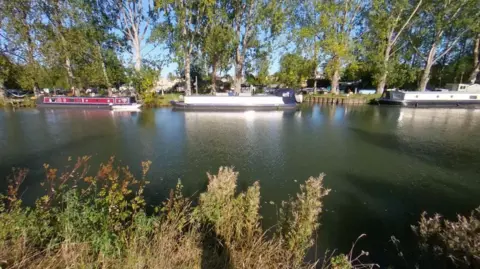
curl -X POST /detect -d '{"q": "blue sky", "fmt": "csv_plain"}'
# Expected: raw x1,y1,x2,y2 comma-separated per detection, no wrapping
121,33,287,78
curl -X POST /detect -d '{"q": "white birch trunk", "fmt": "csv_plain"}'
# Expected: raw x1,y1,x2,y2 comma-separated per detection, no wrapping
469,34,480,84
418,42,437,91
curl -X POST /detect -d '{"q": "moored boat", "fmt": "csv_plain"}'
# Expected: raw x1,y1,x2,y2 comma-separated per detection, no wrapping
36,96,141,110
110,103,142,111
170,89,298,110
378,84,480,107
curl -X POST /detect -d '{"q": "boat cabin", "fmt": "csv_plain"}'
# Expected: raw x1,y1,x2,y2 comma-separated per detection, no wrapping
445,83,480,92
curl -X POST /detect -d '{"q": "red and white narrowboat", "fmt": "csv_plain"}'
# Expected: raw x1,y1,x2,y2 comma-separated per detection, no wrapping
37,96,141,111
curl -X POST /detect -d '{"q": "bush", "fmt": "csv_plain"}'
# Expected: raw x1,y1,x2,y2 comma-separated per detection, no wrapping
412,207,480,268
141,92,180,107
0,158,337,269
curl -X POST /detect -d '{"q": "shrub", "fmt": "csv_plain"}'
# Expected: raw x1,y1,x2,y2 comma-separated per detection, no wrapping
278,174,330,265
0,159,344,269
412,207,480,267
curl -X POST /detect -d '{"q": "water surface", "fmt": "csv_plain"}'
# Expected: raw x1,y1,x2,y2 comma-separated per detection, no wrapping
1,105,480,266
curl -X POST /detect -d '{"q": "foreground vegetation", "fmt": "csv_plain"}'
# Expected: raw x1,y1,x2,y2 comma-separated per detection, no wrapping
0,157,478,268
0,157,341,269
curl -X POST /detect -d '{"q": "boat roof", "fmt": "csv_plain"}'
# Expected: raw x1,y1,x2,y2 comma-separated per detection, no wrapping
394,91,480,94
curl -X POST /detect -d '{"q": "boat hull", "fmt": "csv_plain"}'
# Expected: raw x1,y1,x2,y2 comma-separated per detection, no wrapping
171,94,298,110
36,96,139,109
111,104,142,111
171,101,297,110
37,103,112,109
377,99,480,107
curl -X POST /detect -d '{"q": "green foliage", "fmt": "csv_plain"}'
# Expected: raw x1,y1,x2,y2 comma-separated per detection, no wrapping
196,167,261,244
0,0,126,90
330,254,352,269
128,67,159,94
0,159,335,269
277,53,315,89
141,93,180,107
203,24,235,76
278,174,330,265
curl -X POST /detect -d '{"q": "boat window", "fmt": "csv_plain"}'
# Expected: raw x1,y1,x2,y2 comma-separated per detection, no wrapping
69,98,74,102
436,95,439,98
470,95,477,100
415,95,418,98
451,95,454,98
461,86,466,89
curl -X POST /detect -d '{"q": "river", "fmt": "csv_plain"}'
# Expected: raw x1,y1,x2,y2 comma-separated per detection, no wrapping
1,105,480,266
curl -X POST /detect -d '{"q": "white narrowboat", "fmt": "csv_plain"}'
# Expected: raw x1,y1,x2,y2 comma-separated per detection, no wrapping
378,84,480,107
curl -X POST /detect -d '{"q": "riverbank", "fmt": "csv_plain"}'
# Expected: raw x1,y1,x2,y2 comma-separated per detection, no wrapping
141,93,180,107
0,157,478,268
0,97,36,108
306,94,382,105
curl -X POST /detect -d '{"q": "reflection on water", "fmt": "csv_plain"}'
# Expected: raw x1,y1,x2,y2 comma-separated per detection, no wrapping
1,106,480,266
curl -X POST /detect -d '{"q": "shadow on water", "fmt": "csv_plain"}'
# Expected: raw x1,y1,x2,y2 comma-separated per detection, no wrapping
0,133,114,187
349,127,480,174
321,171,480,268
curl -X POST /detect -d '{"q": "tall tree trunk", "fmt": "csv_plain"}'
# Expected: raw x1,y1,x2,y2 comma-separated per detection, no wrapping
234,48,243,93
184,49,191,96
331,68,340,94
330,56,340,94
65,55,75,89
96,41,110,88
313,40,318,94
133,37,141,72
211,60,218,93
469,34,480,84
418,42,438,91
376,44,392,94
418,62,433,92
24,27,40,97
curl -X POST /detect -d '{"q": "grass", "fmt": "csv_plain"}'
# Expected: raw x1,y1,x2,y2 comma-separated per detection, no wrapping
0,157,368,269
141,92,181,107
0,157,477,269
412,208,480,268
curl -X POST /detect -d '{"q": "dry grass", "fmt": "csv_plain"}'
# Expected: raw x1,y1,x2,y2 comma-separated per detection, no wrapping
0,160,342,269
412,207,480,267
4,158,478,269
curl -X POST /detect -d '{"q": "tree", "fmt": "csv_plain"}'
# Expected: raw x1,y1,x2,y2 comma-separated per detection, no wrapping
368,0,423,94
248,50,270,86
277,53,315,89
468,33,480,84
221,0,285,93
286,0,323,93
410,0,479,91
82,0,123,88
154,0,209,96
318,0,365,94
116,0,153,72
202,22,234,92
40,0,80,89
0,0,41,93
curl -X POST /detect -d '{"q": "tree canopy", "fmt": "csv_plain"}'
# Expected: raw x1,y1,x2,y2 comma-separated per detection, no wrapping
1,0,479,93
